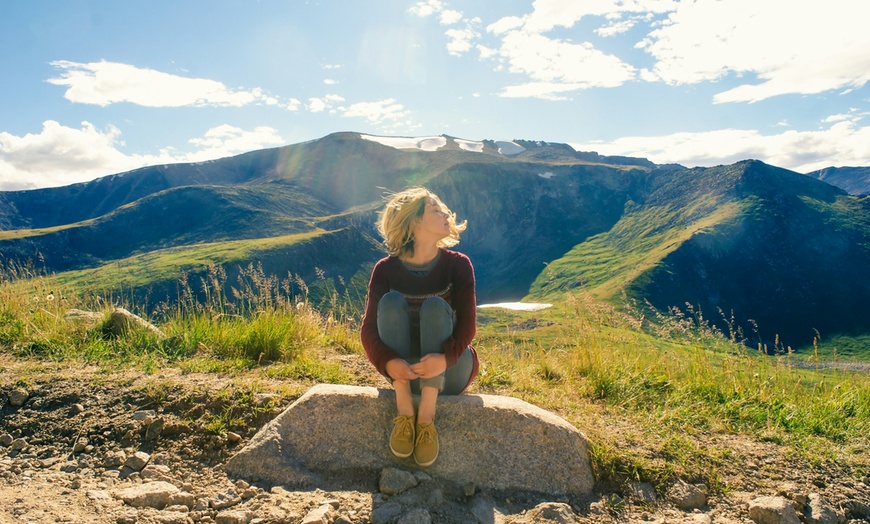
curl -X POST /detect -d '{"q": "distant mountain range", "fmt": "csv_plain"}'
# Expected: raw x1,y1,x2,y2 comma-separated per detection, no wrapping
2,132,869,350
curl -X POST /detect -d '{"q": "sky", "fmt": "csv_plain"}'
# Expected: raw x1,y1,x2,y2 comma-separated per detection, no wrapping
2,0,870,191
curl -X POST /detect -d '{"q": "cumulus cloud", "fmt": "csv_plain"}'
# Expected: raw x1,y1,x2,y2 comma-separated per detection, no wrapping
339,99,411,126
570,115,870,173
420,0,870,103
637,0,870,102
46,60,282,108
0,121,285,191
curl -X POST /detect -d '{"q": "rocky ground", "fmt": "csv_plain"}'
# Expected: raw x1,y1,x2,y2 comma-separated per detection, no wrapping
1,354,868,524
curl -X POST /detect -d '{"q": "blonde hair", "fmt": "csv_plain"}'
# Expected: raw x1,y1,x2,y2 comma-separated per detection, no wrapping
377,187,467,258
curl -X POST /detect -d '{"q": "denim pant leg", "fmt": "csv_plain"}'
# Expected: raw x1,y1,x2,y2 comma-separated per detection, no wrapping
419,296,454,393
377,291,412,362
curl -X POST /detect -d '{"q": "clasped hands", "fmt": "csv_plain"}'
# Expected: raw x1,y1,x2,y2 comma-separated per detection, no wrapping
386,353,446,381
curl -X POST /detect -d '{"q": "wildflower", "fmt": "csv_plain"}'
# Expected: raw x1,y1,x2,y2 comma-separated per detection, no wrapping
46,294,55,302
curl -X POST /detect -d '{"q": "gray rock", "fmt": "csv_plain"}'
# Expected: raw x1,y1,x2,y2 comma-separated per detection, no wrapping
397,507,431,524
226,384,594,497
804,493,839,524
371,501,406,524
748,496,801,524
668,479,707,510
10,438,28,451
0,434,12,446
124,451,150,471
113,480,180,509
628,482,656,504
8,387,29,406
380,467,418,495
843,499,870,520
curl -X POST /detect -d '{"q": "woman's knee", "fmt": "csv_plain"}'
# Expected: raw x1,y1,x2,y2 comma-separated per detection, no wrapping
378,292,409,321
420,296,452,324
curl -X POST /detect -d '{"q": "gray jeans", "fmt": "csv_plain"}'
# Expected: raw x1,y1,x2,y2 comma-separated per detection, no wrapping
377,291,475,395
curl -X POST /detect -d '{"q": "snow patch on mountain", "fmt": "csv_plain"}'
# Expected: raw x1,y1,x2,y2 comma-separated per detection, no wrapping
360,134,446,151
455,138,484,152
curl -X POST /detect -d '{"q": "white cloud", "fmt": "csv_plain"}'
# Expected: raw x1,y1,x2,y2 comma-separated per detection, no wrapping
307,94,345,113
439,9,463,25
640,0,870,102
323,78,338,85
339,99,411,126
0,121,285,191
495,31,635,95
47,60,278,108
408,0,444,17
570,117,870,173
445,24,480,56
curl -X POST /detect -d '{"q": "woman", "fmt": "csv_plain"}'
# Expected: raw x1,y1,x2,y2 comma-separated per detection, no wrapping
360,187,479,467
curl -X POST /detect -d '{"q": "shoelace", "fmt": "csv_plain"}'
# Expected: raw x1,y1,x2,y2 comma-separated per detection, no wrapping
416,424,435,444
393,416,414,438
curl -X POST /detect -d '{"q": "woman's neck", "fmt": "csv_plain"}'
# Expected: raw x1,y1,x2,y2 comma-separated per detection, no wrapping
403,243,440,265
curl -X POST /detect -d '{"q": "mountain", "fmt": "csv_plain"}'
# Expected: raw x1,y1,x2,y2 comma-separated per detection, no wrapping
2,132,869,350
806,166,870,196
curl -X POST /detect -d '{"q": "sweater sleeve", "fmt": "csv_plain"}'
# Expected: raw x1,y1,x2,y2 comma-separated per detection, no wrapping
360,259,402,378
442,253,477,369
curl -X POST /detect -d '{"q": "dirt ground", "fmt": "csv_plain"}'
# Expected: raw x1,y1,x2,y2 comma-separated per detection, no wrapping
1,353,868,524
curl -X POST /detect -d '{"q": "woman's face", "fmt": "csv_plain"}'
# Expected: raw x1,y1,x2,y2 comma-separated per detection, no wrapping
413,197,450,242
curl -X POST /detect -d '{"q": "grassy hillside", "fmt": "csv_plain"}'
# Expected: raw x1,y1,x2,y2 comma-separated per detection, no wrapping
1,264,867,495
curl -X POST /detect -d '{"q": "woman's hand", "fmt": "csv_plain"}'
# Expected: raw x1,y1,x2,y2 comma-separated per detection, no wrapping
410,353,447,379
386,358,418,382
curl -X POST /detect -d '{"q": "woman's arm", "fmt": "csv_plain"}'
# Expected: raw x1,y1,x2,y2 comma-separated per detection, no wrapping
360,260,403,378
442,253,477,368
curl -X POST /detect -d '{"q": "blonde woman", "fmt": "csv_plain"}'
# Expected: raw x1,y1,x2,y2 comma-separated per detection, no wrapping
361,187,479,467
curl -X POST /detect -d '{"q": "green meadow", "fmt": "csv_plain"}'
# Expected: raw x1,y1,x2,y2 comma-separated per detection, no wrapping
1,258,868,493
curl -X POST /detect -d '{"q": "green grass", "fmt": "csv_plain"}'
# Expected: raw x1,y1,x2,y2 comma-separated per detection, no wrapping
2,263,868,493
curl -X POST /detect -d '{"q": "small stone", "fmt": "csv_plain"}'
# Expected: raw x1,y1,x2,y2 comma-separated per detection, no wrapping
379,468,418,496
73,437,89,453
371,502,405,524
397,507,431,524
144,418,164,441
113,481,180,509
123,451,150,471
215,509,252,524
0,434,14,447
805,493,839,524
102,451,126,468
10,438,28,451
302,503,333,524
668,479,707,510
748,496,801,524
8,387,29,406
133,410,157,421
227,431,242,443
211,490,243,510
629,482,656,504
71,403,85,414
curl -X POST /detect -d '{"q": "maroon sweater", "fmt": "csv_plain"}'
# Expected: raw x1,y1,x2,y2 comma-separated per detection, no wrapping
361,249,478,380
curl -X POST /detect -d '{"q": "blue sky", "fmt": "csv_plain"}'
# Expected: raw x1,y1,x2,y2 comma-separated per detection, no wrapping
2,0,869,191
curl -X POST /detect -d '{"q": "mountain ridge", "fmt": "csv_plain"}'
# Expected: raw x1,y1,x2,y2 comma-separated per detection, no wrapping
2,132,869,349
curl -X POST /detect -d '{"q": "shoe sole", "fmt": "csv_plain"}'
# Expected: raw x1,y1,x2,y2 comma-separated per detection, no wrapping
390,446,413,459
414,449,438,467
